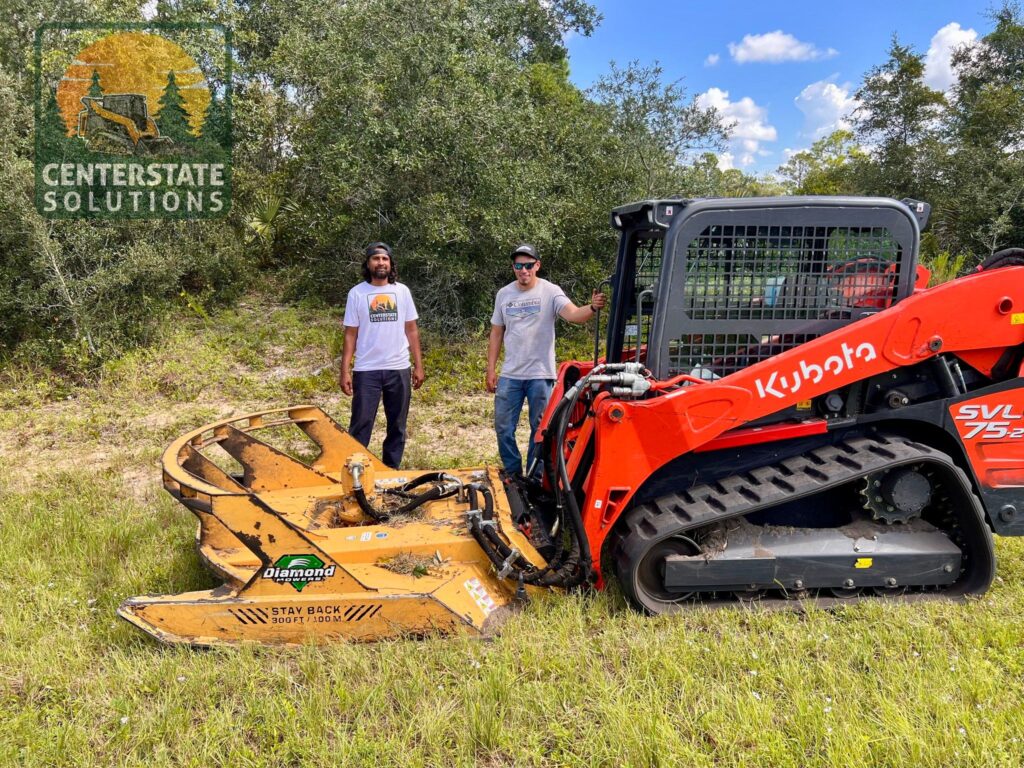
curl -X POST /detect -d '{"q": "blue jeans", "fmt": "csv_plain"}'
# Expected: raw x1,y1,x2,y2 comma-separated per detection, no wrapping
349,368,411,469
494,376,554,477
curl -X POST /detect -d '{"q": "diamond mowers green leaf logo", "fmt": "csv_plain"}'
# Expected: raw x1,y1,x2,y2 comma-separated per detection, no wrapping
263,554,336,592
34,22,232,219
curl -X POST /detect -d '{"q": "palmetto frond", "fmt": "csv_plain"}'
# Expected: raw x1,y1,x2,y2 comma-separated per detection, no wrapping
245,191,299,247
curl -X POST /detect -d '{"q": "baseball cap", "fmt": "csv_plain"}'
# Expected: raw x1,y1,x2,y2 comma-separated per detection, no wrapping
511,243,538,260
365,241,392,257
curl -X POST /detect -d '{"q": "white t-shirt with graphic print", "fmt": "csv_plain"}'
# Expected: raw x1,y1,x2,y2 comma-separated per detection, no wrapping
491,278,571,379
343,281,419,371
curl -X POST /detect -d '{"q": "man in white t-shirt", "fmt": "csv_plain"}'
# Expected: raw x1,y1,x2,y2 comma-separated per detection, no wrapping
486,243,606,477
339,242,425,468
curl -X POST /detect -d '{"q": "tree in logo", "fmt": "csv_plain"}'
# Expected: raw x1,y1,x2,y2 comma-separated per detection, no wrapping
87,69,104,98
199,89,230,151
39,86,74,157
157,70,194,144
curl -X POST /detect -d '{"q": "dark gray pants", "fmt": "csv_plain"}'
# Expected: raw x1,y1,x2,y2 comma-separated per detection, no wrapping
348,368,412,469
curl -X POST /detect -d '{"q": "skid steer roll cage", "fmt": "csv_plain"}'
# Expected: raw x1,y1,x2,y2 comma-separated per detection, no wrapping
604,197,930,378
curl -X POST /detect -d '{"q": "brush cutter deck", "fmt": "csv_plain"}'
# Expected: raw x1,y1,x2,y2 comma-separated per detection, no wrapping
118,406,547,646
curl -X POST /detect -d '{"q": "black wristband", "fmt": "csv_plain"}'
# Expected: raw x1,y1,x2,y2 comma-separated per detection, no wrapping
589,303,596,312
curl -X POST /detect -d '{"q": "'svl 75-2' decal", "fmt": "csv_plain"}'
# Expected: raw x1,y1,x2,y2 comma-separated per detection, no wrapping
953,403,1024,440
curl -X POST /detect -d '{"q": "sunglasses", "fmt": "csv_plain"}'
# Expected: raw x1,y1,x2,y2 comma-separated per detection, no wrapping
513,261,539,271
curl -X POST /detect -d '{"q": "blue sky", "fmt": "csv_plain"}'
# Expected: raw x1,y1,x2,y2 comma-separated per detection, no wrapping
565,0,997,174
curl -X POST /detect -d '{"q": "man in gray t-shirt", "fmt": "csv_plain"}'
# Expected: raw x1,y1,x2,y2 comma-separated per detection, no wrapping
486,243,606,477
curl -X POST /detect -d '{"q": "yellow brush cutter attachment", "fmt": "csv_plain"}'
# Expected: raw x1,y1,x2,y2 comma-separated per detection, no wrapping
119,406,549,646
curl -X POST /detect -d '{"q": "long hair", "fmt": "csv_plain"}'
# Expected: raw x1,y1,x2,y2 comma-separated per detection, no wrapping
361,242,397,284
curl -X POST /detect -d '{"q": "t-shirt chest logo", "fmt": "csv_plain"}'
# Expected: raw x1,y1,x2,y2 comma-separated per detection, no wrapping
367,292,398,323
505,297,541,319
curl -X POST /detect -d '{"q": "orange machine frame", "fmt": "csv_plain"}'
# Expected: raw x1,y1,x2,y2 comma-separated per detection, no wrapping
543,267,1024,585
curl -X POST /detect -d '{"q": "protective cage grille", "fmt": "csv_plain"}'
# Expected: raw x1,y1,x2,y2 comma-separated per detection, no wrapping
665,224,903,379
623,237,663,349
670,333,820,380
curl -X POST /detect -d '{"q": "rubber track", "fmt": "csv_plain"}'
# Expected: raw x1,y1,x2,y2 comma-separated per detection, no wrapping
614,434,988,610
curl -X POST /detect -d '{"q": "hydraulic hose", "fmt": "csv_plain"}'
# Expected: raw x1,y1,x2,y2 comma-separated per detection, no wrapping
466,484,536,572
469,373,596,587
471,363,651,588
465,486,506,570
397,471,452,490
553,379,593,585
465,482,579,586
548,364,643,585
484,370,595,587
354,486,390,522
465,484,531,581
541,393,575,504
352,468,460,523
385,472,461,500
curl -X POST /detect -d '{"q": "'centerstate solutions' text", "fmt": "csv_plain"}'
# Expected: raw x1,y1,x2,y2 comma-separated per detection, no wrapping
40,162,227,215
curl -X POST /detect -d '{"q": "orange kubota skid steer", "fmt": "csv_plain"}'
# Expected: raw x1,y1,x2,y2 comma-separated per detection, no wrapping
121,196,1024,646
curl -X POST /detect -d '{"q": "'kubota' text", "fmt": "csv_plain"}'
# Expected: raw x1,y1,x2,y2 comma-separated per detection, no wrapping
754,342,878,399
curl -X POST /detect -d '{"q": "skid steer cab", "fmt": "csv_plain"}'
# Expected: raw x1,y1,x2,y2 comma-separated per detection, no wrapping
121,197,1024,646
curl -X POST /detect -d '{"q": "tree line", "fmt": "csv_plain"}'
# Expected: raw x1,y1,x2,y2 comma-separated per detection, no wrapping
778,6,1024,266
1,0,1021,372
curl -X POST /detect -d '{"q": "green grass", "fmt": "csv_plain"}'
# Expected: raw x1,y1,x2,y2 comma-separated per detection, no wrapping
2,297,1024,766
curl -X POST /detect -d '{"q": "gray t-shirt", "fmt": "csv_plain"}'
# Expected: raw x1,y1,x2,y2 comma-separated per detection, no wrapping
491,278,571,379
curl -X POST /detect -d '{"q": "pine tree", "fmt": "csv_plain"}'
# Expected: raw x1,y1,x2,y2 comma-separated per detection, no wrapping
87,69,103,98
201,90,230,150
39,86,73,158
156,70,194,144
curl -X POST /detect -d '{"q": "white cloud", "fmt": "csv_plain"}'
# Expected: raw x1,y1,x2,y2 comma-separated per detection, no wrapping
794,78,858,139
923,22,978,92
716,152,735,171
728,31,837,64
704,53,720,67
141,0,158,20
697,87,777,168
